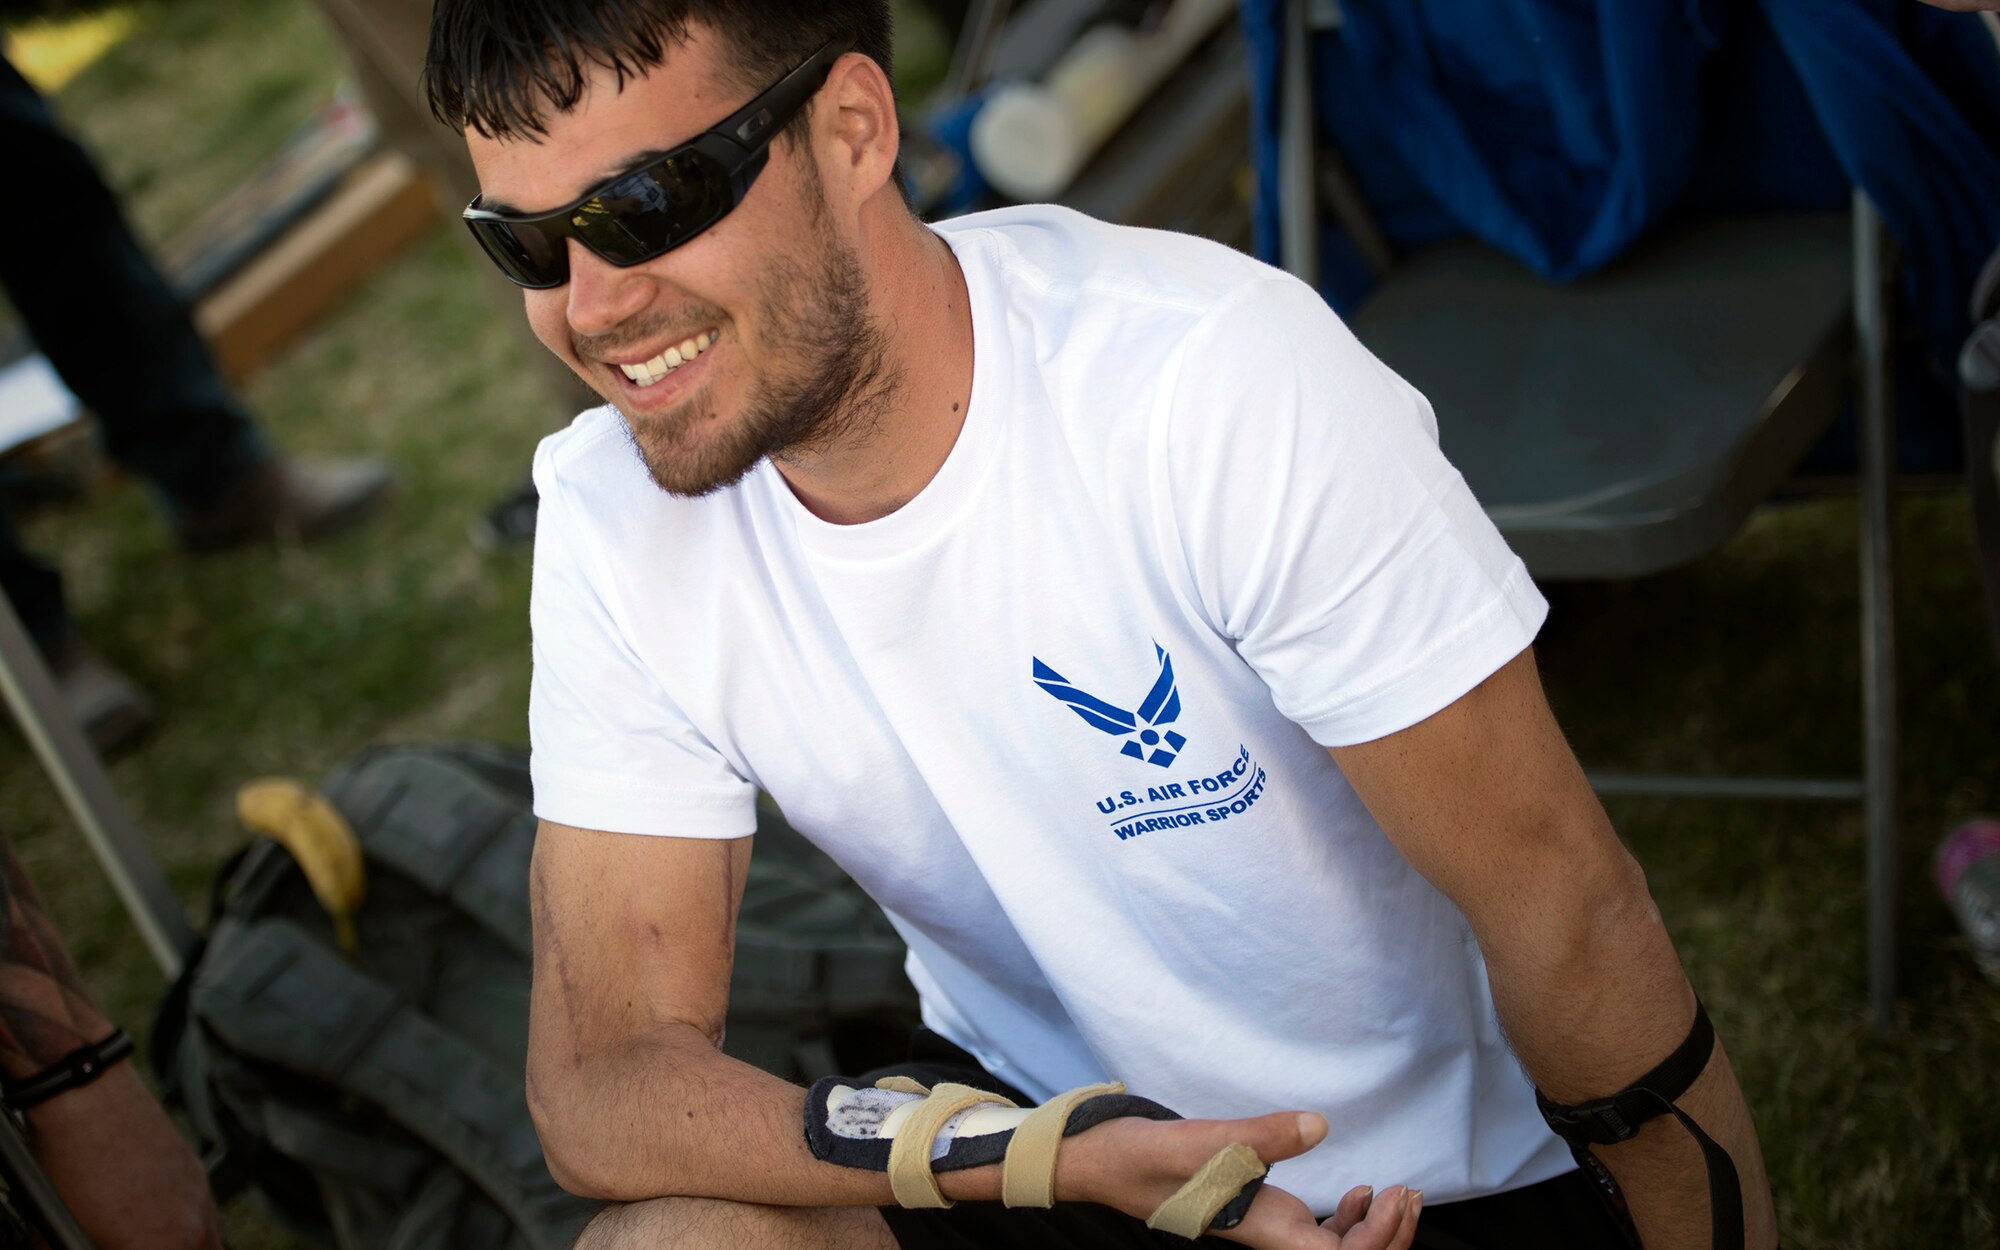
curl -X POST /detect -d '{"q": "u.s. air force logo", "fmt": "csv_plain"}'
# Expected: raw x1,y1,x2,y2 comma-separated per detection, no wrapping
1032,643,1187,767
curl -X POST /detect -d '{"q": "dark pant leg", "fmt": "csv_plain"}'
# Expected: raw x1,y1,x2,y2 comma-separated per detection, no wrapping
0,505,71,656
1413,1169,1637,1250
0,55,267,518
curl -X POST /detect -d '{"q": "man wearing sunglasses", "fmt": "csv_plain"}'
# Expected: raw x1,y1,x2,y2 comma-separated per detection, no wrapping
425,3,1774,1248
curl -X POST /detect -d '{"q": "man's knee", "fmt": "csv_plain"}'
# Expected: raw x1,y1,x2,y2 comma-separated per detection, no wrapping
574,1196,896,1250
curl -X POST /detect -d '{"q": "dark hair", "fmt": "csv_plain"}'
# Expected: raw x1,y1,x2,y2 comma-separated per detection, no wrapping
423,0,897,143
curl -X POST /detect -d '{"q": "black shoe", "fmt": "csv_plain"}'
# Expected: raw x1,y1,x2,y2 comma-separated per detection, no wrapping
178,455,395,551
47,644,156,757
470,477,539,552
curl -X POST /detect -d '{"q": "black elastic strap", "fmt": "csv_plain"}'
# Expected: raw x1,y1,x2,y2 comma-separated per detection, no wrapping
1534,999,1742,1250
2,1028,133,1112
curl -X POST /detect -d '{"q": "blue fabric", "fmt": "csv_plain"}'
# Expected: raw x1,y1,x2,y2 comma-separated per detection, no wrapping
1241,0,2000,387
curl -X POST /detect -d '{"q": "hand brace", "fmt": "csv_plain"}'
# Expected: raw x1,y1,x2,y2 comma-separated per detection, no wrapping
803,1075,1267,1238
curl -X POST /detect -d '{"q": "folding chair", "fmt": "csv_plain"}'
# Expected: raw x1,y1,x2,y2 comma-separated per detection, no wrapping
931,0,1902,1025
1269,0,1902,1030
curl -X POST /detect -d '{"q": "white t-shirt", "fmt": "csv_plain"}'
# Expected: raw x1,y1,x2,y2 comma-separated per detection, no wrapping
527,205,1573,1208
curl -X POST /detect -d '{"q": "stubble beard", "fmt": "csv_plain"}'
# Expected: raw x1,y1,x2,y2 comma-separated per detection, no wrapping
609,226,896,499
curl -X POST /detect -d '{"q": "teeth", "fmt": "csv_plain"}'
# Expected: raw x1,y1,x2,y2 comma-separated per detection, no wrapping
618,330,718,387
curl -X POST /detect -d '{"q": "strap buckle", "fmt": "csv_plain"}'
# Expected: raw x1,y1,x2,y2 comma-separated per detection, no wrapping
1535,1086,1669,1148
1532,998,1743,1250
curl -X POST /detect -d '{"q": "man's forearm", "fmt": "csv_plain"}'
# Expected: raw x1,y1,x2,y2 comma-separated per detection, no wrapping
1476,847,1776,1250
538,1027,1420,1249
529,1020,897,1204
531,1020,1074,1209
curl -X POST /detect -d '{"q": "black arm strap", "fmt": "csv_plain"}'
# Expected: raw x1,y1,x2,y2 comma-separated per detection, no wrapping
1534,999,1742,1250
2,1028,133,1113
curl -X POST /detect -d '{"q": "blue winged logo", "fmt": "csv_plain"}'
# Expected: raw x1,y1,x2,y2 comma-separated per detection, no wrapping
1032,643,1188,767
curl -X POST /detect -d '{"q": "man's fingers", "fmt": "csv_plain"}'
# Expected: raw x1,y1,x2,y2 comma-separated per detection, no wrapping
1319,1185,1418,1250
1325,1184,1373,1235
1395,1192,1423,1250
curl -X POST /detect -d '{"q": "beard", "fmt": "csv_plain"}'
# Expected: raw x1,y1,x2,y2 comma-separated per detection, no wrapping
592,220,896,499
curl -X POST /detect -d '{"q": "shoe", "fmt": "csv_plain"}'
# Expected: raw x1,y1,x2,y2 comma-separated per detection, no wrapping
178,455,395,551
47,644,156,757
469,477,539,552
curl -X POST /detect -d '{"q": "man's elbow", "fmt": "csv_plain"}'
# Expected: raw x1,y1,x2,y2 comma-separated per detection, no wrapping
1485,815,1676,974
1579,841,1668,948
1522,826,1690,1014
526,1015,720,1201
527,1064,613,1199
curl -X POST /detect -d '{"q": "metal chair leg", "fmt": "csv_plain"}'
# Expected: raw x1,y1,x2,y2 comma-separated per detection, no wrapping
1278,0,1318,286
0,593,196,980
1854,191,1900,1033
940,0,1013,102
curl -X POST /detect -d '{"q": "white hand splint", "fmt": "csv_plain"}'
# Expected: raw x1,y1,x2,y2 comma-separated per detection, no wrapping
803,1075,1268,1237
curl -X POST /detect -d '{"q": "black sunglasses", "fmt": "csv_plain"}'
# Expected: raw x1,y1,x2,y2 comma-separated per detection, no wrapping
463,37,853,289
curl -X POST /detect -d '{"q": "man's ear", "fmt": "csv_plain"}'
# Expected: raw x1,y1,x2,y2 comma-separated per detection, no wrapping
816,52,900,215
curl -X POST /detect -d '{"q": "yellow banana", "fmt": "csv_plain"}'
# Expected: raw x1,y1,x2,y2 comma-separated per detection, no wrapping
236,778,366,955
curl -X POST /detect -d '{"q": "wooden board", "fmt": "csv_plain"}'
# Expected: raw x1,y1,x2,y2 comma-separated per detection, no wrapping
193,151,437,382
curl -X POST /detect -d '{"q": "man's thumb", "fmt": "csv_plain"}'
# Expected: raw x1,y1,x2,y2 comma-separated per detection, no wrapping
1295,1112,1329,1150
1232,1110,1329,1163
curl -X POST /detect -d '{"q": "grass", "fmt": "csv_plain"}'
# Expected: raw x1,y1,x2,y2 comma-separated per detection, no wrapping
5,224,552,1250
3,2,1998,1247
1538,493,2000,1247
11,0,342,248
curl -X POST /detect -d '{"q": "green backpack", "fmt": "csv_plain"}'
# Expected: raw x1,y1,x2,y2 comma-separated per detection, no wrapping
152,743,918,1249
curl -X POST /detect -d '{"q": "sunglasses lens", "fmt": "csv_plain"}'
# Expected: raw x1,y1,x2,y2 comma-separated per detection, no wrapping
467,148,736,288
572,151,733,265
468,217,567,289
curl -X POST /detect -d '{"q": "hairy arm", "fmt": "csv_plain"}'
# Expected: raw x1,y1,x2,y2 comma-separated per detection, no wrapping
524,821,861,1203
0,834,219,1250
529,820,1420,1249
1327,649,1776,1250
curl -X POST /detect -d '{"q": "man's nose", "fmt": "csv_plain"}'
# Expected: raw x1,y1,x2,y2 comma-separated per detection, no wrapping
565,239,653,337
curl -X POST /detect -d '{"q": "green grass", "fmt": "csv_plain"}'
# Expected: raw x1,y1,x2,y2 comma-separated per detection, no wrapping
5,220,552,1245
19,0,343,249
3,2,1998,1247
1536,493,2000,1248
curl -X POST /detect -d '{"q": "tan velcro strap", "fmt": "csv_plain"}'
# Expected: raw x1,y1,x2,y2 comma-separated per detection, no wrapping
885,1083,1018,1209
1144,1143,1268,1238
999,1081,1127,1209
874,1076,931,1096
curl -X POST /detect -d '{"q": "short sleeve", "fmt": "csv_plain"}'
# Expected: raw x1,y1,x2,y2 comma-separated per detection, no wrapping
1161,275,1546,747
527,438,757,837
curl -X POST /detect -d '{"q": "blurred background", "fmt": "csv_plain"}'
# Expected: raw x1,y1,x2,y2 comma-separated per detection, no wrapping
0,0,1997,1246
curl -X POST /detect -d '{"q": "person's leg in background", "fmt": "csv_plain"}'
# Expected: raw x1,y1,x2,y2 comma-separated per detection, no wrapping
0,54,395,750
311,0,594,549
0,60,270,526
0,503,155,750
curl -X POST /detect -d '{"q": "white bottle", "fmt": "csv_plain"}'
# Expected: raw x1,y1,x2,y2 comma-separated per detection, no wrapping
970,0,1236,201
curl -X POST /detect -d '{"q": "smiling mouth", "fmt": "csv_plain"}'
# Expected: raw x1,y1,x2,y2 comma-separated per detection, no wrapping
616,330,719,387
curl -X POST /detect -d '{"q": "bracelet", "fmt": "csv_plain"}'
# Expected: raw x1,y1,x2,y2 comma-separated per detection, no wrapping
1,1028,133,1112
